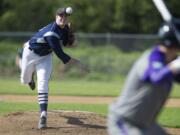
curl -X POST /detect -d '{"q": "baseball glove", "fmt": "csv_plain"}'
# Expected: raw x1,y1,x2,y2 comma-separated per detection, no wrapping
63,23,75,47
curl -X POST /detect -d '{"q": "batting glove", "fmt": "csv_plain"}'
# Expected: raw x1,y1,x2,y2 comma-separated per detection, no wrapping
169,56,180,73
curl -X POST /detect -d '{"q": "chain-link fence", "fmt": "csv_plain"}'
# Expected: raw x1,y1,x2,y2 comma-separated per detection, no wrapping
0,32,159,51
76,33,158,51
0,32,159,80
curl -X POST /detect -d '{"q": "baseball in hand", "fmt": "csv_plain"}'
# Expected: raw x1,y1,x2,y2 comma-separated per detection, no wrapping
66,7,73,15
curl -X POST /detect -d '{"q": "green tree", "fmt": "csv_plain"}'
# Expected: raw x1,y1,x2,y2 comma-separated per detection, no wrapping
0,0,180,33
64,0,115,32
0,0,57,31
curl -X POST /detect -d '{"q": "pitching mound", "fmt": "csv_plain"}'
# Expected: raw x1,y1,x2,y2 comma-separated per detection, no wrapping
0,111,180,135
0,111,107,135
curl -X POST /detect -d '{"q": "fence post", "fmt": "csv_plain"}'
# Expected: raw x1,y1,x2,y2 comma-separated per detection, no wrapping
106,33,111,45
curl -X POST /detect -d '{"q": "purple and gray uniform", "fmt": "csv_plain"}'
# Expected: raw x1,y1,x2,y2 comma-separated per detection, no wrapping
108,46,180,135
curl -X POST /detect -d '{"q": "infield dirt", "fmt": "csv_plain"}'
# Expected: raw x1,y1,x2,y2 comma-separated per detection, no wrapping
1,95,180,107
0,111,107,135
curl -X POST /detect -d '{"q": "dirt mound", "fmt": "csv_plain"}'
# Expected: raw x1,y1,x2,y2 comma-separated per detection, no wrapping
0,111,179,135
0,111,107,135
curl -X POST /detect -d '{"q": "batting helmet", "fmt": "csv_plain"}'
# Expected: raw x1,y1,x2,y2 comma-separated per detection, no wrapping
158,19,180,48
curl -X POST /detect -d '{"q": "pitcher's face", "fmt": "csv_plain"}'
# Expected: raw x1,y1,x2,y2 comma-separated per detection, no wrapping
56,14,69,28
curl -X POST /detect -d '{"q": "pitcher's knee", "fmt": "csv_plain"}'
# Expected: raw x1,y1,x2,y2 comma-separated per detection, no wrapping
38,80,49,93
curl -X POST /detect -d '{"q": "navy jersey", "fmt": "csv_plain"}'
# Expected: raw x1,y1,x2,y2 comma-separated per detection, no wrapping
29,22,70,64
109,46,180,128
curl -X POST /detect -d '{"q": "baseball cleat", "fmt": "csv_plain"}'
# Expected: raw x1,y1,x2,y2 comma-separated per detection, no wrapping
38,116,47,129
28,80,35,90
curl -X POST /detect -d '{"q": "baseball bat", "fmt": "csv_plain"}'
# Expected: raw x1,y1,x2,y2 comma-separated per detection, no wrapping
152,0,180,42
152,0,172,22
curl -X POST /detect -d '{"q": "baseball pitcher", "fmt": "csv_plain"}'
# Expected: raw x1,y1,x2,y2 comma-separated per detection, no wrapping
20,7,88,129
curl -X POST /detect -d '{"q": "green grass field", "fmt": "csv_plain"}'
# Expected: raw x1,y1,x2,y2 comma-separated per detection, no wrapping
0,78,121,96
158,108,180,128
0,102,108,115
1,78,180,97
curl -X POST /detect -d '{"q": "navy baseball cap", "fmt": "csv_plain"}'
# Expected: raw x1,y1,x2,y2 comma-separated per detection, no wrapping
56,7,73,16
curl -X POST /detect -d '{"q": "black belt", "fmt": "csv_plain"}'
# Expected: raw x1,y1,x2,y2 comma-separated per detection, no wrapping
28,47,51,56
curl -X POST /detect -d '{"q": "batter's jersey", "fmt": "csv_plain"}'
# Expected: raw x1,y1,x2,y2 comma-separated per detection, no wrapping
110,46,180,128
29,22,70,64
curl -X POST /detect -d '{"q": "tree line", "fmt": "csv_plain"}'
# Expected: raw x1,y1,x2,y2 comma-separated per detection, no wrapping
0,0,179,34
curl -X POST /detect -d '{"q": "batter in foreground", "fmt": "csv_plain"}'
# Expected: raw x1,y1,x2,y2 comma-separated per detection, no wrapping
108,21,180,135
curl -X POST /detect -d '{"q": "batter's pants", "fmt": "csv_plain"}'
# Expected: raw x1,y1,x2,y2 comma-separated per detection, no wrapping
107,113,169,135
